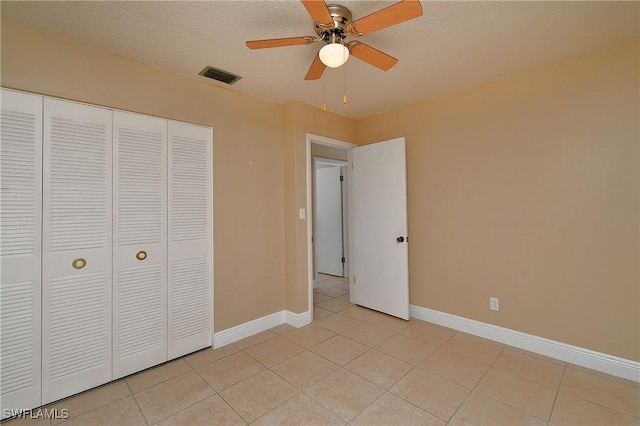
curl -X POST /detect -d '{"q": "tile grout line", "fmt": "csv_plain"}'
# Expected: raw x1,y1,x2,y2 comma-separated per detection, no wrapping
354,355,432,421
247,388,307,425
241,341,304,371
127,360,193,393
129,390,151,426
48,378,133,425
144,369,215,425
489,352,566,389
123,379,151,426
189,361,249,425
236,324,349,424
135,350,248,424
185,344,241,370
444,342,506,423
397,348,482,423
281,324,338,348
553,383,640,420
299,388,338,421
556,368,640,417
546,364,567,425
213,385,251,425
470,355,559,423
209,345,304,423
487,363,565,394
300,375,357,424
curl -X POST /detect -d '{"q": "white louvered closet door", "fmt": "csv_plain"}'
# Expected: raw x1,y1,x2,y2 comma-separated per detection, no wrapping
112,112,167,379
42,99,113,404
0,90,43,416
168,121,212,359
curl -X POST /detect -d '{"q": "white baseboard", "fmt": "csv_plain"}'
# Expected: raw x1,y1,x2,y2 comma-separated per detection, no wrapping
286,310,312,328
212,310,311,348
410,305,640,383
212,311,285,348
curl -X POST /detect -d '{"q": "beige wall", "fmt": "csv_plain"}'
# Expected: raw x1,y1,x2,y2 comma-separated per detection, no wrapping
1,21,287,332
358,42,639,361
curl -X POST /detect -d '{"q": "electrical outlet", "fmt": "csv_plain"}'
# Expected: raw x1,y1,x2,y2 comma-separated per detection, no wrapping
490,297,499,311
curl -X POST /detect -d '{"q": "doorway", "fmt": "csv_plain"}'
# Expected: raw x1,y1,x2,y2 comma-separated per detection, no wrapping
313,158,347,279
306,134,410,322
312,158,350,318
306,134,356,320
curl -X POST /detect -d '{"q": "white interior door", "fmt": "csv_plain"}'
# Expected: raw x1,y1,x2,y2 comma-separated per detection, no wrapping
350,137,409,320
316,166,344,277
0,89,43,415
42,99,113,403
113,111,167,379
168,120,212,359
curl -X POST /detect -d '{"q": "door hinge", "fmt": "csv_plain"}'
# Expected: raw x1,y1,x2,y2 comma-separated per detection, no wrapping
340,175,344,182
341,256,346,263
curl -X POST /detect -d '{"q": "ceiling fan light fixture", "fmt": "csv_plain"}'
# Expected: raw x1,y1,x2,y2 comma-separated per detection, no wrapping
319,42,349,68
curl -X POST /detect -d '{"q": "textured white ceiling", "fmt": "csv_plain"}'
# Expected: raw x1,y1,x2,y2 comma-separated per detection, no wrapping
2,1,638,119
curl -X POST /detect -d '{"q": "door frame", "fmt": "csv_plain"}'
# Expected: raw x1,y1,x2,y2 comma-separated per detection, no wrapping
306,134,356,320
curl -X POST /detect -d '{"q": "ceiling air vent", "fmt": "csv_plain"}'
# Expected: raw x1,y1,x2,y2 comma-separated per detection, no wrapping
199,66,242,85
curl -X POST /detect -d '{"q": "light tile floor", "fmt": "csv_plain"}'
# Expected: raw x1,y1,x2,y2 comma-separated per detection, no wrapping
7,273,639,425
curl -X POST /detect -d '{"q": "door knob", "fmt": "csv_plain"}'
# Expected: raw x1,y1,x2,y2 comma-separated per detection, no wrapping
396,236,405,243
72,258,87,269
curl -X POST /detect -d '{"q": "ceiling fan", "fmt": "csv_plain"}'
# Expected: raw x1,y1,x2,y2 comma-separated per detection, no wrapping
246,0,423,80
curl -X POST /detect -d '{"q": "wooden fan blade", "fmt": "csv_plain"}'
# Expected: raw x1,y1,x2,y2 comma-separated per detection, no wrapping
305,54,326,80
301,0,333,25
246,37,314,49
348,42,398,71
350,0,423,35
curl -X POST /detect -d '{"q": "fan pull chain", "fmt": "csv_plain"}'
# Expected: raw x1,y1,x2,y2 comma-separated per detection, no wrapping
343,73,348,104
322,82,327,112
343,48,348,104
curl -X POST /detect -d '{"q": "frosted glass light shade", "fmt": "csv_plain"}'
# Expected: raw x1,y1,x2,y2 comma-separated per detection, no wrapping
319,43,350,68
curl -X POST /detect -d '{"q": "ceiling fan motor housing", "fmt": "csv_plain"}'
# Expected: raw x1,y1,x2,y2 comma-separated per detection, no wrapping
314,4,353,42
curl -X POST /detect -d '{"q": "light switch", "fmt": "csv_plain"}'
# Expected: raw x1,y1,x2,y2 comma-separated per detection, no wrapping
299,208,306,220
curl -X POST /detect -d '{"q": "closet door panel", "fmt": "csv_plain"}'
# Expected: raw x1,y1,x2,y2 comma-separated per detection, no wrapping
168,121,212,359
0,90,43,415
112,111,167,379
42,99,112,404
